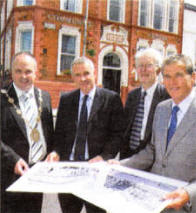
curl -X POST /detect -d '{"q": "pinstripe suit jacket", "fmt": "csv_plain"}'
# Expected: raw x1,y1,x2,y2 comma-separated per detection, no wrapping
122,94,196,213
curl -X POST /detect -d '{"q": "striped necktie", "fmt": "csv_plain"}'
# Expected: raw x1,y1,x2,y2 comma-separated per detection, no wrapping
129,91,146,150
21,92,43,163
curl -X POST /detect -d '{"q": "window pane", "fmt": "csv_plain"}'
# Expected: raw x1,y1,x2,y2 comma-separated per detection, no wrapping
23,0,33,6
64,0,76,12
140,0,148,26
20,31,32,52
153,0,164,30
169,0,177,32
62,35,76,54
60,55,75,72
103,53,120,67
109,0,120,22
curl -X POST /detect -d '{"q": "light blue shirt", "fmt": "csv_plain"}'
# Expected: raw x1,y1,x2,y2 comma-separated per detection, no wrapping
69,86,96,161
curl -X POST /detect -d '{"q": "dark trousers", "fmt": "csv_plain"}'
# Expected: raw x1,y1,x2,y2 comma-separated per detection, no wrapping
2,191,42,213
59,194,106,213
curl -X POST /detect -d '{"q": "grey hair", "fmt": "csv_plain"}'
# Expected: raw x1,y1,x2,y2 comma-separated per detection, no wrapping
11,52,37,70
161,54,194,75
71,56,94,74
135,48,163,68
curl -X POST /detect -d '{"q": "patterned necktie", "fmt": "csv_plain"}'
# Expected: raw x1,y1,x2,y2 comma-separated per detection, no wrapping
129,91,146,150
21,93,43,163
167,105,180,148
74,95,88,161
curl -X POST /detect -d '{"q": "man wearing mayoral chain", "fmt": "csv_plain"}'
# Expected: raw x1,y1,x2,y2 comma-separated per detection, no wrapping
1,52,56,213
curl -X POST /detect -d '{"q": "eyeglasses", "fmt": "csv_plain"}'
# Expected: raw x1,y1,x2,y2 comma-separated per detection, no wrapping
136,64,156,69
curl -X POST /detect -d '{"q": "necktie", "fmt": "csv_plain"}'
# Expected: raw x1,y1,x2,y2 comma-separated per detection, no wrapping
21,93,43,163
167,105,180,148
129,91,146,150
74,95,88,161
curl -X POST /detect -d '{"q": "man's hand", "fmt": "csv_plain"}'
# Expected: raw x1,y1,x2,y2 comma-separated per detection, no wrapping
14,158,29,176
164,188,190,210
88,155,104,163
45,151,60,162
107,159,120,165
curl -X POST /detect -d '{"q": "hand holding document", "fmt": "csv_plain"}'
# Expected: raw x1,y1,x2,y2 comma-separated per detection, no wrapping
7,161,187,213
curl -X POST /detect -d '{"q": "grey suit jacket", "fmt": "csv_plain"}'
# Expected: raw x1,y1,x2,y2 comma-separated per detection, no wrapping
122,95,196,213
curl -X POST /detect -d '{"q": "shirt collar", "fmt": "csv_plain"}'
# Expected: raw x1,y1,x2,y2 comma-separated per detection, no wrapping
13,83,34,99
80,86,96,101
172,87,196,114
142,81,158,96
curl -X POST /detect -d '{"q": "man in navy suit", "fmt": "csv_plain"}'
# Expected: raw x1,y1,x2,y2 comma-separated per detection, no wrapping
51,56,124,213
1,52,55,213
120,48,170,159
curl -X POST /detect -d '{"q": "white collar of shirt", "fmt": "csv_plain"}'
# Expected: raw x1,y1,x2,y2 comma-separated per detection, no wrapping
13,83,34,100
79,86,96,102
172,87,196,117
142,81,158,97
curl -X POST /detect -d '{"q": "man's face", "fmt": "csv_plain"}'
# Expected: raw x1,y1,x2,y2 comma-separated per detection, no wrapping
12,54,37,91
163,61,195,104
136,55,158,89
72,62,95,94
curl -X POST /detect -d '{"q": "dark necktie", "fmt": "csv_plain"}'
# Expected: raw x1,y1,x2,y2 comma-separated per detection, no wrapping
129,91,146,150
167,105,179,148
74,95,88,161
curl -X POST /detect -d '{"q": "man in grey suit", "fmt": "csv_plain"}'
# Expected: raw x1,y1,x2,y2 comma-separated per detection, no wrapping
111,54,196,212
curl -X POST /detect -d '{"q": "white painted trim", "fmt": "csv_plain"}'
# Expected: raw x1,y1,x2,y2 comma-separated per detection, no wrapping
60,0,83,14
15,21,34,54
17,0,36,6
57,25,81,75
98,45,128,87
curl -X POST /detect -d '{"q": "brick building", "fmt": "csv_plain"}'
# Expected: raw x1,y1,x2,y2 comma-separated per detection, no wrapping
0,0,184,108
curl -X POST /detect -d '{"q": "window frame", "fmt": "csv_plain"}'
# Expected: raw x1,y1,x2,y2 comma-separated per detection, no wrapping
15,21,34,54
57,26,81,75
17,0,35,6
60,0,83,13
107,0,125,23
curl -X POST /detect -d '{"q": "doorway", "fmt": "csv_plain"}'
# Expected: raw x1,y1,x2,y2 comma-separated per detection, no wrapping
102,53,121,94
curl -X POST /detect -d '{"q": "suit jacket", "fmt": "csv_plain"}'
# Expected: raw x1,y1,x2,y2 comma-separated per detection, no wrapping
1,83,54,190
122,96,196,213
54,87,124,161
120,83,170,159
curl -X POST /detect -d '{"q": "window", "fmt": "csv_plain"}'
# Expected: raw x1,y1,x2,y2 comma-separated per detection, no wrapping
168,0,179,33
5,29,12,71
15,22,34,53
166,44,177,57
138,0,179,33
136,39,149,51
153,0,165,30
60,0,82,13
1,3,5,33
139,0,149,27
57,26,81,75
17,0,35,6
108,0,125,23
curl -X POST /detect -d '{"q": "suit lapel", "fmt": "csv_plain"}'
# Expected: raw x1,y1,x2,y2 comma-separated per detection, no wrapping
144,85,161,140
8,85,27,138
88,87,104,124
166,97,196,156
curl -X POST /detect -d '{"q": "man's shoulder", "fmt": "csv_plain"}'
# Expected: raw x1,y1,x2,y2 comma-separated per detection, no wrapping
127,87,141,99
60,89,79,100
96,87,119,97
156,98,172,109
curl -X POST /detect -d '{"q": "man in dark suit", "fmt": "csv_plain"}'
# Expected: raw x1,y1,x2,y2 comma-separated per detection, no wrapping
120,48,170,159
51,56,124,213
1,52,55,213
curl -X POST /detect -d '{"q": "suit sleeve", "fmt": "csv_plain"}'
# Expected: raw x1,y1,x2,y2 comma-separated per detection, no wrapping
1,141,20,172
101,93,125,160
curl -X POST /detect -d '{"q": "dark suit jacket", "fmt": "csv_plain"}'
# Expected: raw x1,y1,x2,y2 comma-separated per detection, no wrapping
54,87,124,161
1,83,54,190
120,83,170,159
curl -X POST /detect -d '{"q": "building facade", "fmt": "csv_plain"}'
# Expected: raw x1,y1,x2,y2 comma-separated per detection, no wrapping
0,0,184,108
182,2,196,68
